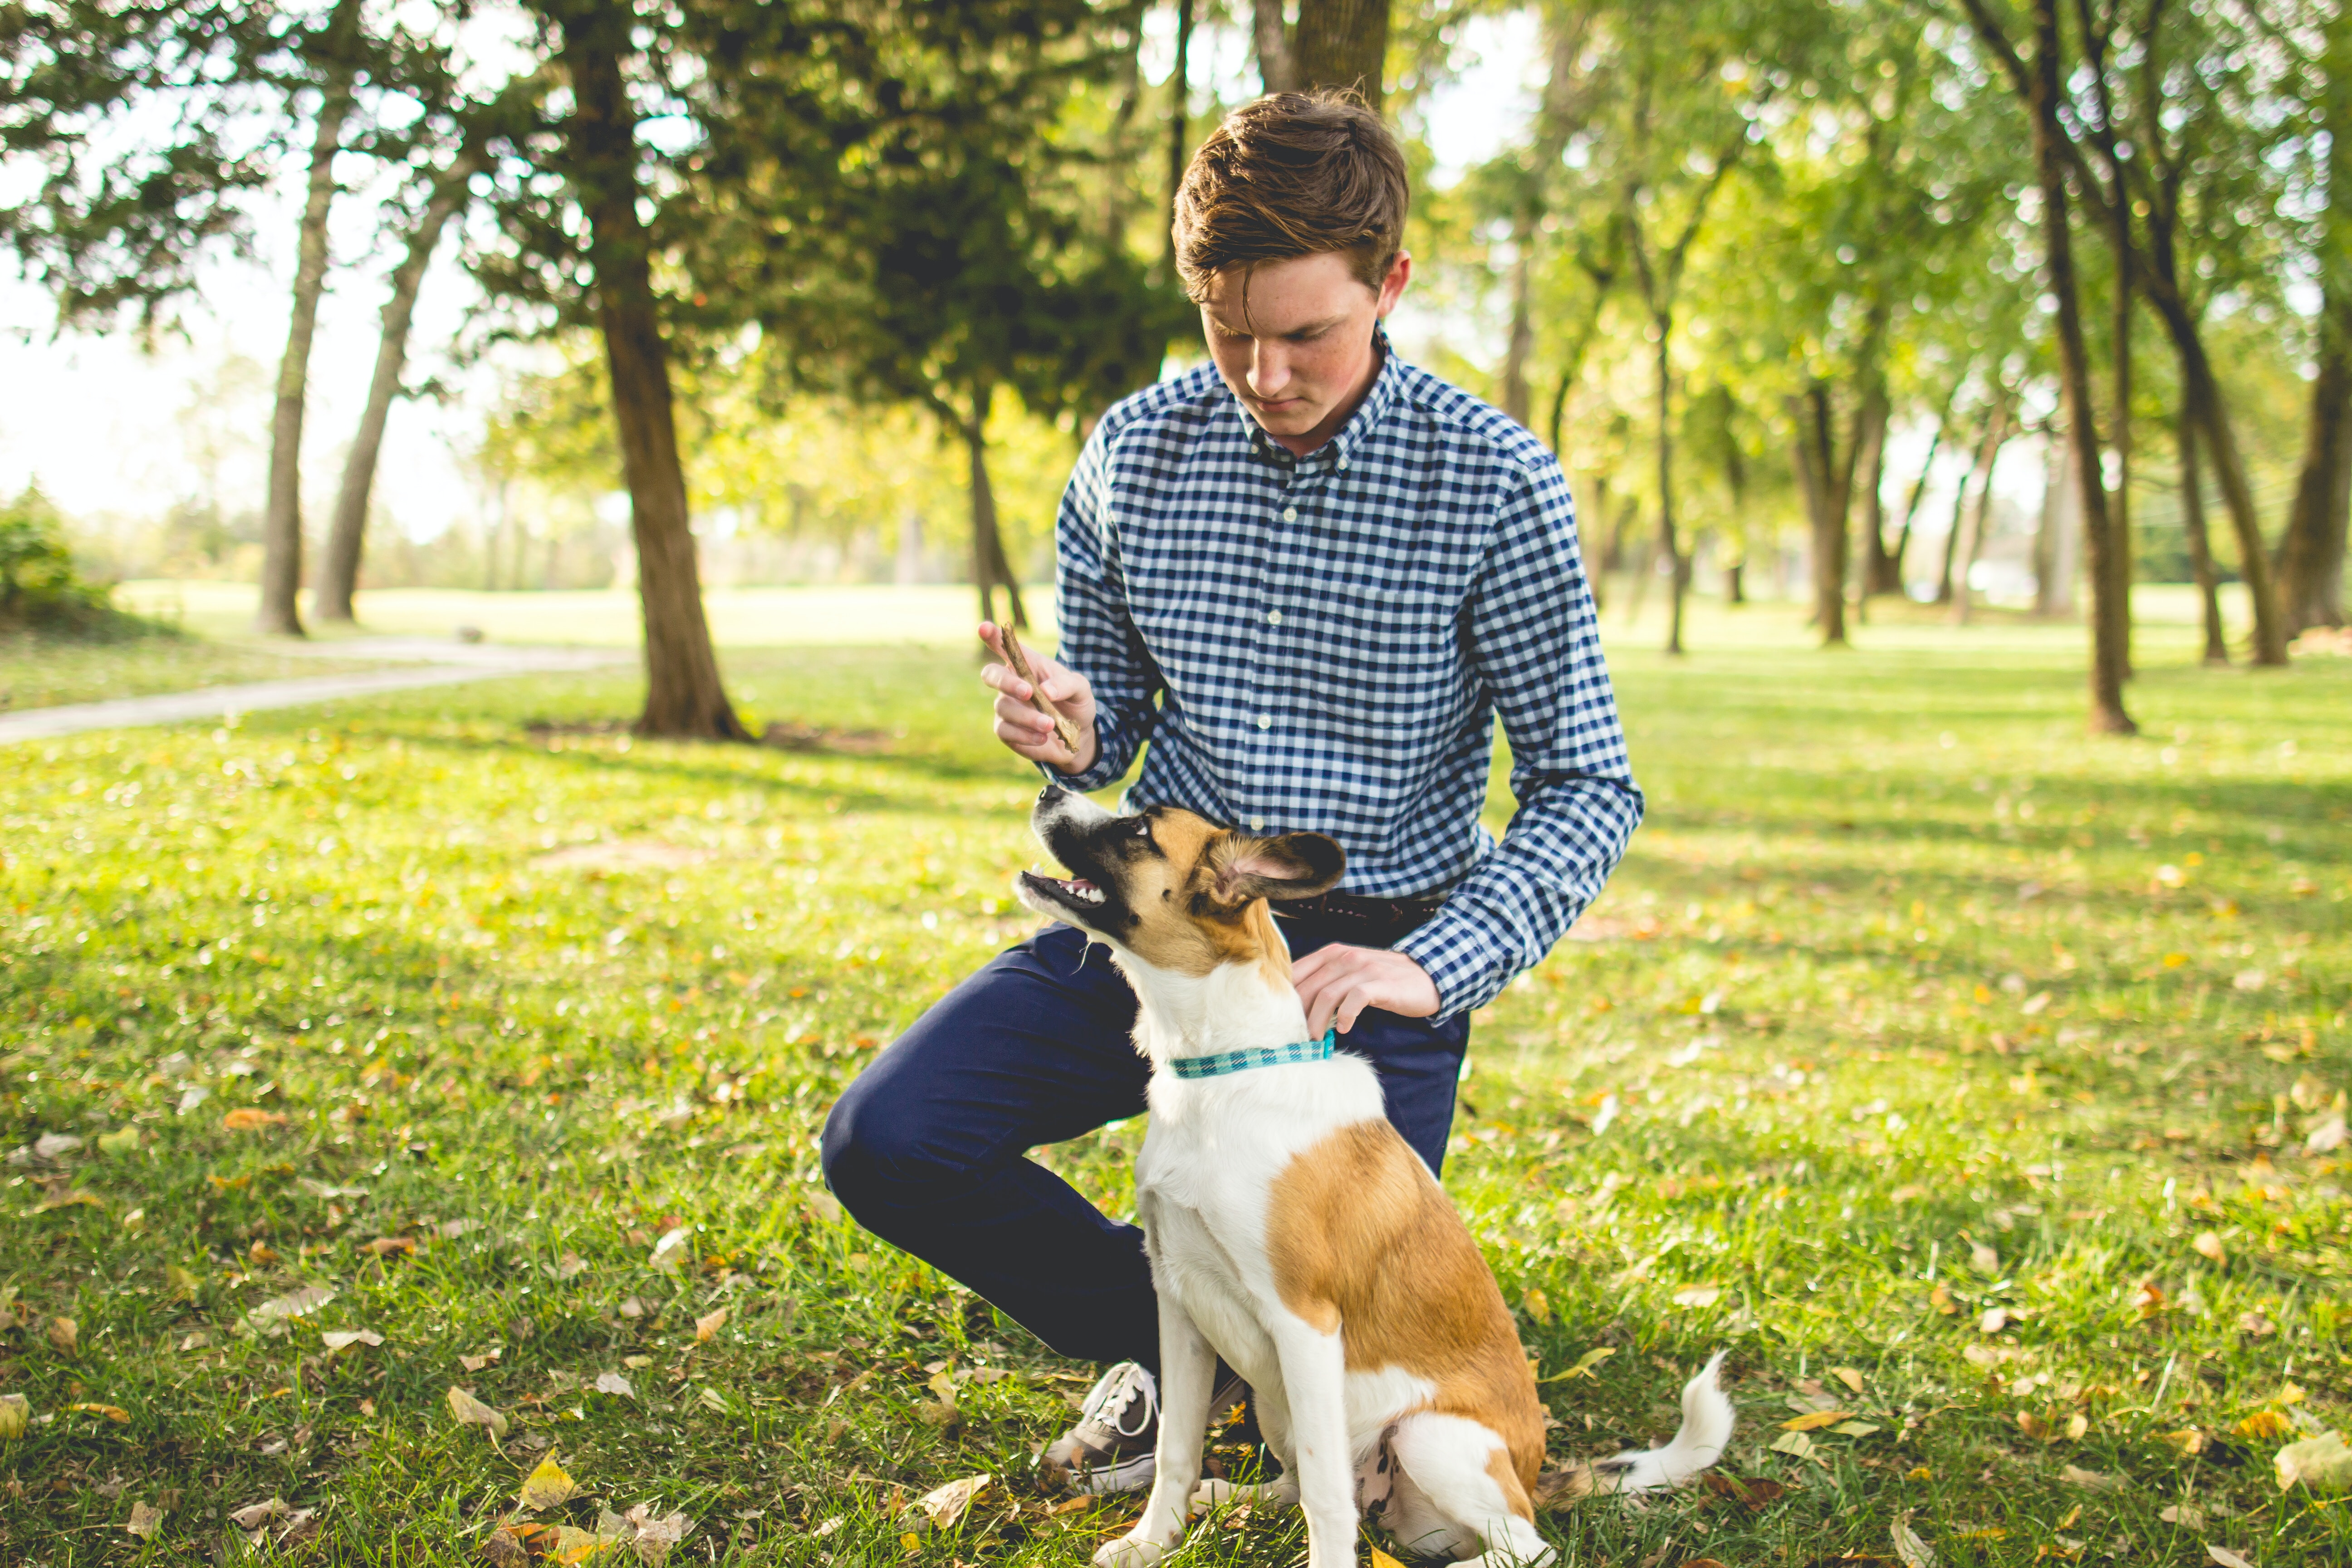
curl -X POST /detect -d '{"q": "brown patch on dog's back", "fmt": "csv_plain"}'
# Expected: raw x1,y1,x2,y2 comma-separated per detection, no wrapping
1264,1121,1545,1494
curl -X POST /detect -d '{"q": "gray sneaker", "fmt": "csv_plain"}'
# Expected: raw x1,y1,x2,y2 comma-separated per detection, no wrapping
1042,1362,1254,1494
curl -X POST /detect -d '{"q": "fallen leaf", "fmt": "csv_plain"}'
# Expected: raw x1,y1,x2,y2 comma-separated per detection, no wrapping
1700,1473,1791,1509
595,1372,635,1398
447,1386,510,1440
1892,1509,1937,1568
1770,1431,1817,1458
2205,1547,2255,1568
916,1475,990,1529
1831,1367,1866,1394
1672,1283,1724,1308
2193,1231,2228,1264
550,1523,613,1564
360,1235,416,1257
2274,1430,2352,1493
320,1329,384,1352
519,1456,579,1511
1930,1282,1957,1315
2160,1503,2205,1528
695,1307,728,1343
228,1498,292,1529
165,1264,201,1299
65,1401,130,1423
459,1348,504,1373
2234,1410,2292,1441
0,1393,27,1439
1832,1421,1882,1437
696,1386,729,1414
1979,1307,2010,1334
126,1500,163,1538
1369,1549,1408,1568
439,1218,483,1239
1782,1409,1857,1432
1522,1287,1551,1325
250,1285,336,1322
33,1132,83,1158
650,1229,691,1271
623,1354,653,1369
47,1316,77,1353
625,1503,692,1565
1546,1346,1616,1382
480,1532,530,1567
221,1108,288,1132
2238,1310,2274,1337
2306,1117,2348,1155
34,1188,102,1212
2060,1465,2119,1491
1970,1241,2000,1274
557,1251,588,1279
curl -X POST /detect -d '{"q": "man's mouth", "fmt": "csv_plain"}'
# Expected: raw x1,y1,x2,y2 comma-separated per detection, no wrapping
1022,869,1107,906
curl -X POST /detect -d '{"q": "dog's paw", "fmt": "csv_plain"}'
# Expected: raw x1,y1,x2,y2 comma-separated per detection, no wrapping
1191,1477,1298,1515
1092,1531,1173,1568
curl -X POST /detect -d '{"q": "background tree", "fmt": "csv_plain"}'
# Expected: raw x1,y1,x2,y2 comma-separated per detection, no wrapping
2277,1,2350,634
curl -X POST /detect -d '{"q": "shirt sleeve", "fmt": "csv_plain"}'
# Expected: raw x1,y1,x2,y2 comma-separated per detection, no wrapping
1039,418,1164,793
1393,455,1642,1019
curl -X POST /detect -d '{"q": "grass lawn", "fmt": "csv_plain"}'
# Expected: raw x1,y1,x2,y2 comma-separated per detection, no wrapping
0,603,2347,1566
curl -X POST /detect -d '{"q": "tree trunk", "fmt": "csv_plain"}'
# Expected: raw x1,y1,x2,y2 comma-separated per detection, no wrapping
1654,320,1686,654
1292,0,1388,110
2279,10,2349,635
2034,431,2079,616
314,149,482,622
1253,0,1296,93
1952,395,2010,626
1791,384,1849,647
1849,375,1889,624
2029,0,2132,732
255,0,362,638
1166,0,1193,264
1499,222,1534,429
2178,401,2229,664
964,383,1029,632
1936,455,1971,606
1889,420,1944,597
563,5,746,740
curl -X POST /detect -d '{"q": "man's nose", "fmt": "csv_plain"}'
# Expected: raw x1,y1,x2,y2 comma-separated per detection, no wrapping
1249,340,1290,395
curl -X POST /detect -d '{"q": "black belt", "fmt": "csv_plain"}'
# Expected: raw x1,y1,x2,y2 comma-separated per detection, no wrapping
1273,890,1447,941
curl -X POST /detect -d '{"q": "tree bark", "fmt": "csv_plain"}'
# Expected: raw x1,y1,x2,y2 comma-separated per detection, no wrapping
1790,384,1853,647
255,0,363,638
1292,0,1388,110
1654,322,1687,654
1848,373,1889,624
2027,0,2133,732
1165,0,1193,265
1253,0,1296,93
1952,393,2010,626
963,382,1029,632
2278,7,2350,635
562,5,746,740
1936,454,1971,606
1499,229,1534,429
1889,419,1945,598
314,148,482,622
2177,401,2229,664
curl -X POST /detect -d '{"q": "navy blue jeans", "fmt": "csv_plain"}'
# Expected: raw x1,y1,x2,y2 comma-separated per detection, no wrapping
820,916,1470,1369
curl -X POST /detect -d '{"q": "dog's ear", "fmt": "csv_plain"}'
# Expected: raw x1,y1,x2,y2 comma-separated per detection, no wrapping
1209,830,1345,906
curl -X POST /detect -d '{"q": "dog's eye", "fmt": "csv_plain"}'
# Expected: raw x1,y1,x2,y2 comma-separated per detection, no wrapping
1132,820,1151,837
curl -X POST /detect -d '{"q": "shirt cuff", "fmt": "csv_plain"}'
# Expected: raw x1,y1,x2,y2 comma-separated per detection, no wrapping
1395,909,1515,1023
1032,715,1124,793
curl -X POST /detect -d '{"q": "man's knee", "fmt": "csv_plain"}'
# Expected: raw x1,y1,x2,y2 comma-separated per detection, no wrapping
819,1071,960,1219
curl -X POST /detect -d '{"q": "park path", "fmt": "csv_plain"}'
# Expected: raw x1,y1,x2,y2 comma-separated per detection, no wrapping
0,638,628,746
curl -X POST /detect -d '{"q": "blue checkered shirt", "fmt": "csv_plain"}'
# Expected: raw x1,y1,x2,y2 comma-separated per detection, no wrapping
1049,342,1642,1019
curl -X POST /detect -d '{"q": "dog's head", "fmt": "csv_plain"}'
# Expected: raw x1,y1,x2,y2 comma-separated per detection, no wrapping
1013,785,1343,978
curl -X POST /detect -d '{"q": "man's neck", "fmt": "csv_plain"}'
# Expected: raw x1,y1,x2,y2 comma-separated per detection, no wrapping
1265,335,1386,457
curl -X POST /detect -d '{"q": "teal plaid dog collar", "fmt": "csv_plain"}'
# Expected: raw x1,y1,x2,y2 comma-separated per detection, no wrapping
1168,1029,1338,1080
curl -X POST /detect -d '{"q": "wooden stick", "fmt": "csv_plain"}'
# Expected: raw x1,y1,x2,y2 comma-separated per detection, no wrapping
1001,627,1081,755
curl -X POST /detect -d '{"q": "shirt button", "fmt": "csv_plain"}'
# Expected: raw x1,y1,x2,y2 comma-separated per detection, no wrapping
1281,507,1298,523
1250,817,1265,831
1256,714,1272,729
1267,609,1283,625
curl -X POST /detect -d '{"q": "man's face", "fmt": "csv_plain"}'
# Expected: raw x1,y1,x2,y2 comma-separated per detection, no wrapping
1199,249,1412,456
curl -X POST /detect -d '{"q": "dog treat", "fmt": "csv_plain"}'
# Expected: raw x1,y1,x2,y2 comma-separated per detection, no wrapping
1001,627,1082,755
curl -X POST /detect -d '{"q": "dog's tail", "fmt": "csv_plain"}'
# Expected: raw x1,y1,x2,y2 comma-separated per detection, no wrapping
1598,1350,1735,1494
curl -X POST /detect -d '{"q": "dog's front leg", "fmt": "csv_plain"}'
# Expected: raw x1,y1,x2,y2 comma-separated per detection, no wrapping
1269,1316,1355,1568
1092,1295,1214,1568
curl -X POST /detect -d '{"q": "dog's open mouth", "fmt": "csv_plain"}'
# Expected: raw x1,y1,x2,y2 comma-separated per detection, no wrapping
1020,869,1108,906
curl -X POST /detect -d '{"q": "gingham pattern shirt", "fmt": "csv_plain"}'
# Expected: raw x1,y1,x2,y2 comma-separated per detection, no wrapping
1050,340,1642,1019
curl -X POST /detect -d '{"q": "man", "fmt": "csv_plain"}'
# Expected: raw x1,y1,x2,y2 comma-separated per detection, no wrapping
821,91,1639,1494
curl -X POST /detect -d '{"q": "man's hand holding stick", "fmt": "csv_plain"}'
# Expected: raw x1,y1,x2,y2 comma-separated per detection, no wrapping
979,623,1098,776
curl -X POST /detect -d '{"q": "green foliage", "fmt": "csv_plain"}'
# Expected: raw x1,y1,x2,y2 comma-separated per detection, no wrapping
0,618,2345,1561
0,483,130,636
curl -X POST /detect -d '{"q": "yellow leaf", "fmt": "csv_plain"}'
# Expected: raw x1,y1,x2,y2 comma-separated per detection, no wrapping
518,1456,578,1512
125,1500,163,1539
1930,1282,1957,1315
1541,1346,1616,1383
446,1385,510,1440
695,1307,728,1343
221,1108,288,1132
1370,1550,1408,1568
64,1402,130,1423
900,1532,921,1552
0,1393,28,1439
2275,1431,2352,1494
550,1524,609,1564
916,1474,990,1529
1831,1367,1866,1394
1522,1288,1551,1326
1780,1409,1856,1432
2192,1231,2227,1264
2234,1409,2293,1440
47,1316,77,1354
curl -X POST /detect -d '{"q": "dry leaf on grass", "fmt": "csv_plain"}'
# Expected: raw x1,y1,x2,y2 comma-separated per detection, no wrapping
2160,1503,2205,1528
250,1285,337,1323
2274,1431,2352,1493
1781,1409,1857,1432
1930,1282,1957,1315
447,1386,509,1440
1369,1549,1408,1568
1770,1431,1817,1459
1831,1367,1866,1394
1970,1242,2000,1274
694,1307,727,1343
1979,1307,2011,1334
1891,1509,1936,1568
557,1251,588,1279
2193,1231,2228,1264
47,1316,76,1353
1521,1287,1550,1325
126,1501,163,1538
1700,1473,1793,1509
0,1393,28,1438
649,1229,690,1271
1673,1284,1724,1308
2060,1465,2119,1491
2234,1410,2292,1441
624,1503,692,1565
479,1531,530,1567
321,1329,384,1352
221,1108,287,1131
64,1401,130,1422
228,1498,294,1529
2205,1547,2255,1568
913,1475,990,1530
361,1235,416,1258
1544,1346,1615,1382
459,1348,503,1372
518,1456,579,1511
595,1371,635,1398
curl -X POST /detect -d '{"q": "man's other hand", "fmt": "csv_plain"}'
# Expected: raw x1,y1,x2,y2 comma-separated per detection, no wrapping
1291,944,1440,1034
979,623,1099,776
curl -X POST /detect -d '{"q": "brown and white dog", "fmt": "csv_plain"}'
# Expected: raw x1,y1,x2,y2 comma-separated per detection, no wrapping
1014,785,1734,1568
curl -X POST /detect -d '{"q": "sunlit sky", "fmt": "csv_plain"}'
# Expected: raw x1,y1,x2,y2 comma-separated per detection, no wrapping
0,13,2024,552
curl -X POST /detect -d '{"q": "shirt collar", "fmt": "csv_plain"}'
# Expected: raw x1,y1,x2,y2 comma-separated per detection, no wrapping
1234,325,1403,473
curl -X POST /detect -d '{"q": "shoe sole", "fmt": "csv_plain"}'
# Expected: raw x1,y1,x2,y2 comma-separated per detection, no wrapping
1050,1450,1157,1496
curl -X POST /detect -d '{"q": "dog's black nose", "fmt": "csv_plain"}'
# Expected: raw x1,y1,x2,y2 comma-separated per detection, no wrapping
1037,783,1067,804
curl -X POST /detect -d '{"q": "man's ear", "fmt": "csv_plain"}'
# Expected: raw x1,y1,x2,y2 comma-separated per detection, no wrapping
1210,831,1345,906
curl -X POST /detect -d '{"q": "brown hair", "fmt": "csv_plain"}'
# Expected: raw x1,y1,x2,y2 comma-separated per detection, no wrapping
1172,90,1410,304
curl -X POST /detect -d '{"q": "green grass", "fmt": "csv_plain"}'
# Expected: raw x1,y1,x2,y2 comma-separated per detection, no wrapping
0,632,391,714
0,611,2347,1566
